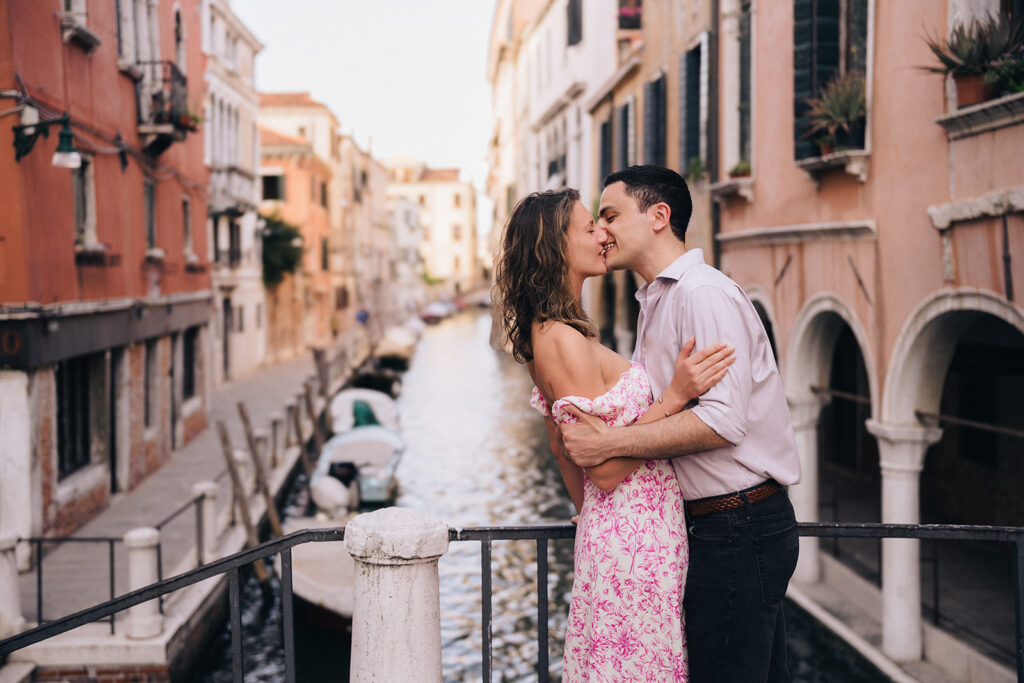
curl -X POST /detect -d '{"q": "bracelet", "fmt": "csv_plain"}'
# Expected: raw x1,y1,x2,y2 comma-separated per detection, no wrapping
657,394,671,418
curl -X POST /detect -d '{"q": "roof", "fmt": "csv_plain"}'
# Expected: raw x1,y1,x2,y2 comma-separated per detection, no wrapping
421,168,461,182
260,92,323,108
258,126,308,147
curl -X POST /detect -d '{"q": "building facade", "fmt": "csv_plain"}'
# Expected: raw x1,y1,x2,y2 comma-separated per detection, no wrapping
385,158,479,299
387,196,428,318
0,0,211,545
258,126,333,361
202,0,265,383
711,0,1023,679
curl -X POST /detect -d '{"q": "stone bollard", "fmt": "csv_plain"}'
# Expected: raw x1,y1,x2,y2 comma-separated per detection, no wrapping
270,412,284,466
345,507,449,683
253,428,270,472
0,537,26,637
232,448,254,495
284,401,297,447
191,481,220,563
124,527,163,639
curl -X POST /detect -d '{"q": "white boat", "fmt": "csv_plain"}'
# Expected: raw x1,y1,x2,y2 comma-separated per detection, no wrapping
279,514,356,625
374,325,418,367
329,387,400,433
312,425,405,507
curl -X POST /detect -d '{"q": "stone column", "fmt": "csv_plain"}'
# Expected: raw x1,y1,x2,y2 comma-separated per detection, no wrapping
191,481,220,562
788,393,827,584
0,371,33,571
866,420,942,661
124,527,163,639
0,536,26,637
345,507,449,683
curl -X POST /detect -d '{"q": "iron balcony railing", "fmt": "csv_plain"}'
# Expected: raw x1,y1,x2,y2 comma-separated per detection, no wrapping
135,60,189,129
1,523,1022,682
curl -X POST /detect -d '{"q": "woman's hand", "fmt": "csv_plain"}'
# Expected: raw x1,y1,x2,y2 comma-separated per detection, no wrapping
665,337,735,406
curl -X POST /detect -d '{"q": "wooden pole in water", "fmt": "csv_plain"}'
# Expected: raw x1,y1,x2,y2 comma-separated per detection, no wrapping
303,382,325,453
291,401,315,479
215,420,269,583
237,402,284,538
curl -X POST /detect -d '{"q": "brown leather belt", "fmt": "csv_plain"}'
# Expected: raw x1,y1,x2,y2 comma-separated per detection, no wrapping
686,480,784,518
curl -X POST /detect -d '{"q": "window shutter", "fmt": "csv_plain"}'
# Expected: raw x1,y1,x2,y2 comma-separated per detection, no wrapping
599,118,613,182
656,75,667,167
644,77,666,166
626,96,636,165
794,0,840,160
616,103,628,170
567,0,583,46
682,46,702,167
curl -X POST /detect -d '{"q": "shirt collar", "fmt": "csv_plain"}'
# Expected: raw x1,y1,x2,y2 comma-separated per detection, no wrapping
636,248,706,302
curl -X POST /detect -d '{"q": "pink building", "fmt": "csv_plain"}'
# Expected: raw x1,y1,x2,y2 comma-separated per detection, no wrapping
711,0,1023,678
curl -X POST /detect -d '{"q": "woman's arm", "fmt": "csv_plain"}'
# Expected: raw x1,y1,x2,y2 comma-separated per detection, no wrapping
544,416,584,513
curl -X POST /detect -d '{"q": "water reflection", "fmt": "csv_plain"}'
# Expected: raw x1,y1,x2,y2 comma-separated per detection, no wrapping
395,311,576,681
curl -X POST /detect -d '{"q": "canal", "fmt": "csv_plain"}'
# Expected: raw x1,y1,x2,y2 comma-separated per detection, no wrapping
198,309,887,682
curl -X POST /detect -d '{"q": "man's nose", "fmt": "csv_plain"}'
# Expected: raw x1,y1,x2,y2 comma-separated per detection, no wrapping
595,226,609,242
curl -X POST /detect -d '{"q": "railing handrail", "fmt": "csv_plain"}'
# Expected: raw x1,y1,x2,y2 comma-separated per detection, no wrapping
154,493,204,532
3,521,1021,677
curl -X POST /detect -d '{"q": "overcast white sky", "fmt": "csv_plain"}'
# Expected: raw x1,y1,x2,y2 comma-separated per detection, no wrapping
234,0,498,234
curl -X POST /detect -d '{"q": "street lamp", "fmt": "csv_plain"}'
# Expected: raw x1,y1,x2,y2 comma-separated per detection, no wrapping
12,112,82,169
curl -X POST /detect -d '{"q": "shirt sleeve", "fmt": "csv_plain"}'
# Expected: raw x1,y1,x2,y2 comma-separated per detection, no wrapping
682,285,753,445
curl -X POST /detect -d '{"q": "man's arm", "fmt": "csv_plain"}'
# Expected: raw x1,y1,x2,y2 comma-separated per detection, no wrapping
559,405,730,468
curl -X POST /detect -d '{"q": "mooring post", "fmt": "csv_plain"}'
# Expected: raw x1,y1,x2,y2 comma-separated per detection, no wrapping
191,481,220,562
124,527,163,639
270,412,284,467
345,507,449,682
0,536,25,637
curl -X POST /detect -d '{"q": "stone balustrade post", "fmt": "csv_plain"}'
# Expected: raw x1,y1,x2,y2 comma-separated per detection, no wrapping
191,481,220,562
253,428,270,471
124,527,163,639
270,412,284,466
283,401,297,447
866,420,942,661
788,393,828,584
0,537,26,637
345,507,449,682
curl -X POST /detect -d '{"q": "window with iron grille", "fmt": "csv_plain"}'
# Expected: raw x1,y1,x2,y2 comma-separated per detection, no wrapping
321,237,328,271
262,174,284,201
682,44,703,170
642,75,666,166
56,355,91,480
228,220,241,267
739,2,752,165
144,339,157,428
793,0,867,160
183,326,198,400
182,196,192,255
567,0,583,46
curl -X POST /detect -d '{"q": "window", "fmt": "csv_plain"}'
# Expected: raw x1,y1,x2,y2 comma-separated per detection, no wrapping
793,0,868,159
236,305,244,332
643,75,667,166
144,339,158,428
738,2,752,164
320,182,328,208
454,193,461,208
321,237,329,271
144,179,156,249
72,154,97,245
599,118,613,183
453,225,462,241
615,102,630,170
454,255,461,271
506,184,515,214
680,42,705,172
174,9,185,71
619,0,642,30
567,0,583,46
212,217,221,263
335,286,349,309
56,355,91,480
418,195,425,206
262,174,284,200
182,196,192,255
228,220,241,267
182,326,198,400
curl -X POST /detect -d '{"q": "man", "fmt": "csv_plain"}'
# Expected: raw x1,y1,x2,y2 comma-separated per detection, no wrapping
560,165,801,682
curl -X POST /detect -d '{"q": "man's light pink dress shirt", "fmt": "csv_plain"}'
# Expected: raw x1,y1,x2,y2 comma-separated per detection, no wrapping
632,249,801,500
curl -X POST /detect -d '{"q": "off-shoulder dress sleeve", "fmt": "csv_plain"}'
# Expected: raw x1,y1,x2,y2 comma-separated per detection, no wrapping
530,386,551,417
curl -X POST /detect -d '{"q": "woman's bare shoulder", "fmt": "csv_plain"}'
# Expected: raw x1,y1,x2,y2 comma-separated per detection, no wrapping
531,322,605,399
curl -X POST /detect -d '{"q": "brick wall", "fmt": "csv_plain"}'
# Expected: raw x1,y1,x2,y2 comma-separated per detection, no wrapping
34,664,171,682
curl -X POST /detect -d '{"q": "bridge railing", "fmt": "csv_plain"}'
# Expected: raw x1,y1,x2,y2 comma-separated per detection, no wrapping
0,518,1021,682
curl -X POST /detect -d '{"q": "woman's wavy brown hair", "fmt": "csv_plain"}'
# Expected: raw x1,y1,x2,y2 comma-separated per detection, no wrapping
493,188,596,364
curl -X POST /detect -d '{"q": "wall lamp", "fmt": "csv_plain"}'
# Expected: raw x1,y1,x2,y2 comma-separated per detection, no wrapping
12,112,82,168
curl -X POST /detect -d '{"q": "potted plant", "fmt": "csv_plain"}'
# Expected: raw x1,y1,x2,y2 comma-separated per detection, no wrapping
924,14,1024,107
815,134,835,156
984,42,1024,95
727,160,751,178
804,71,866,151
685,156,704,181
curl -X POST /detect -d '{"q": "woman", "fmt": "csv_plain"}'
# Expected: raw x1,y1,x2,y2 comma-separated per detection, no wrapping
493,189,733,681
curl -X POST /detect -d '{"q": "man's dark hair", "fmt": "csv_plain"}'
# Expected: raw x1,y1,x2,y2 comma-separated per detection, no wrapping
603,165,693,242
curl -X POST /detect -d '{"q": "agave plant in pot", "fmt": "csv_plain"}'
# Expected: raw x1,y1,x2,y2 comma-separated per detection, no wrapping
924,13,1024,107
805,71,866,152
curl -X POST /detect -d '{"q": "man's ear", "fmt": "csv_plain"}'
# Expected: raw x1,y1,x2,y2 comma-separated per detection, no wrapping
650,202,672,233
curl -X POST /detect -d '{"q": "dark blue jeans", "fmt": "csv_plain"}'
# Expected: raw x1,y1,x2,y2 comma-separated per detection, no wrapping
684,487,799,682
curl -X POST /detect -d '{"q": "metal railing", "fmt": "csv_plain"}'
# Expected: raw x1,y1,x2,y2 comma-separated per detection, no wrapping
2,523,1022,682
135,60,188,128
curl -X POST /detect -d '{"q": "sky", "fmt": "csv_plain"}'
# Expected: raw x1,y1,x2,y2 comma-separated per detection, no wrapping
233,0,498,236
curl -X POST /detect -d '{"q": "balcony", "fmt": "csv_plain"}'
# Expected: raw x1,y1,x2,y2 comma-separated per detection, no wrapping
135,61,193,156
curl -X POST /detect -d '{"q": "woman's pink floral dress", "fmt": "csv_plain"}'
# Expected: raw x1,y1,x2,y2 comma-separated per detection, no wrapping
531,362,689,682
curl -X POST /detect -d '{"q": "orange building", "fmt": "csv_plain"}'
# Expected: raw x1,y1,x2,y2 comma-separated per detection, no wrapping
258,126,334,361
0,0,211,542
